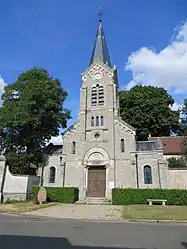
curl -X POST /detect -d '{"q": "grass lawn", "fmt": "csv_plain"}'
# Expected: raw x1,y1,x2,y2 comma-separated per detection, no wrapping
122,205,187,221
0,201,56,213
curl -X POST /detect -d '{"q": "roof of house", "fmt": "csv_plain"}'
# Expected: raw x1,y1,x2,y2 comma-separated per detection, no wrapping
44,143,62,155
148,136,186,155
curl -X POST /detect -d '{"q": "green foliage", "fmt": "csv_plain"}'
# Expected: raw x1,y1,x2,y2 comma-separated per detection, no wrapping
182,139,187,161
178,99,187,136
167,157,186,168
0,68,71,174
6,152,41,175
178,99,187,161
32,186,79,203
119,85,180,140
112,188,187,205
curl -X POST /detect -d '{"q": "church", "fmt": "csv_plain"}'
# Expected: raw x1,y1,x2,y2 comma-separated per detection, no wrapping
38,17,187,202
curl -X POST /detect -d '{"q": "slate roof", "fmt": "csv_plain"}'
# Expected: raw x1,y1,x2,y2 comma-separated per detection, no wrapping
44,143,62,155
89,20,112,68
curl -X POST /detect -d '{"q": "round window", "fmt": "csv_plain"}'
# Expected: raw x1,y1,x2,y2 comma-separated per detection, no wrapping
94,132,100,139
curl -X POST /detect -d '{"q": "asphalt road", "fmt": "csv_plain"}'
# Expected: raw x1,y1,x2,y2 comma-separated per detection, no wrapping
0,213,187,249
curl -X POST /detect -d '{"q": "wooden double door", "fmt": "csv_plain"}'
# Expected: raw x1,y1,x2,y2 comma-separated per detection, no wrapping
87,166,106,198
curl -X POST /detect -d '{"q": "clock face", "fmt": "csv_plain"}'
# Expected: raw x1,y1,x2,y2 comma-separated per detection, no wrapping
95,73,101,80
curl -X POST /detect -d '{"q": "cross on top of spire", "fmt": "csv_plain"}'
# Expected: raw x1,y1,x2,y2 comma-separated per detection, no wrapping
98,6,103,22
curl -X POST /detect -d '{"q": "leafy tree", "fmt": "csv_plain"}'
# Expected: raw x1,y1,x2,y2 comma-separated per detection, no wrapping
178,99,187,161
178,99,187,136
119,85,180,140
0,68,71,174
6,152,40,175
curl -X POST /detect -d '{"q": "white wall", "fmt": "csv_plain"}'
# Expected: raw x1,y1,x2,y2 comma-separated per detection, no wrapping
164,154,181,160
2,166,40,202
0,156,6,201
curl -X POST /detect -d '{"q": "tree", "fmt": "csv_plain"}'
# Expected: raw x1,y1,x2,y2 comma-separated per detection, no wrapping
178,99,187,136
119,85,180,140
6,152,40,175
178,99,187,162
0,68,71,174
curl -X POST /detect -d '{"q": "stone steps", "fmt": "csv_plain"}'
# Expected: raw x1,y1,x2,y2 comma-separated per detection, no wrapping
75,198,111,205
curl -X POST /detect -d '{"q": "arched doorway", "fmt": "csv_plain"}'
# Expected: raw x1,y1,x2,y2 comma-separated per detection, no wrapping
87,166,106,198
83,148,110,199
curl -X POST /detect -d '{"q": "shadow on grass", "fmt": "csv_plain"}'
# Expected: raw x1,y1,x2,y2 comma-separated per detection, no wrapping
0,235,146,249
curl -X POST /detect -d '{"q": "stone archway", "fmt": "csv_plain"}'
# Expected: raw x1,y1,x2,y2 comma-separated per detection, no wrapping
83,147,110,166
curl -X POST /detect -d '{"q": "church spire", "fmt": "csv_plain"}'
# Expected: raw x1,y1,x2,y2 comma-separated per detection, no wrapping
89,7,112,68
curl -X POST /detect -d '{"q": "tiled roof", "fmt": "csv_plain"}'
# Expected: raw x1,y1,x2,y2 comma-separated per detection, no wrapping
148,136,187,155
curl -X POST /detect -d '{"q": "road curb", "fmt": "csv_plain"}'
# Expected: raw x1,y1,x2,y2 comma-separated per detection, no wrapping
1,211,187,225
128,219,187,224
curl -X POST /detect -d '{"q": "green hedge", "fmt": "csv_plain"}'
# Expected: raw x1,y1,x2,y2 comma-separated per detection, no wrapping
32,186,79,203
112,188,187,206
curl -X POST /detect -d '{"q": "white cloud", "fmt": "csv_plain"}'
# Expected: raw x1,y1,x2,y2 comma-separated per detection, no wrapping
170,102,183,111
0,76,6,106
49,135,63,145
125,21,187,93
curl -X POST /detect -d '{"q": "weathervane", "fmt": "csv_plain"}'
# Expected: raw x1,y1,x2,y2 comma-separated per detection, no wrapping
98,6,103,22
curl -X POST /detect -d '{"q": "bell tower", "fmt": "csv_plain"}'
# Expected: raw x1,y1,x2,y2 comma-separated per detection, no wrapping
79,9,119,148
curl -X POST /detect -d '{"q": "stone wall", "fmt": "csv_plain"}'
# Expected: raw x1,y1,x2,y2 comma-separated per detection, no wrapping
168,168,187,189
38,153,63,187
130,151,169,189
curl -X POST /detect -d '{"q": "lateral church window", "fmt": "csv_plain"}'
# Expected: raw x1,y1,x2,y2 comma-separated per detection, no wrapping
72,141,76,154
100,116,104,126
91,84,104,106
144,165,152,184
96,116,99,126
49,166,56,183
121,139,125,152
91,117,94,127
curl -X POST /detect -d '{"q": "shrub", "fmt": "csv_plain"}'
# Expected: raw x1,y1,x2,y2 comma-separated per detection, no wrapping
32,186,79,203
112,188,187,206
167,157,186,168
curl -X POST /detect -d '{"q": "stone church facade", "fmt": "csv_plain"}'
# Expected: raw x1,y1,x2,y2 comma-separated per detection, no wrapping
38,18,187,201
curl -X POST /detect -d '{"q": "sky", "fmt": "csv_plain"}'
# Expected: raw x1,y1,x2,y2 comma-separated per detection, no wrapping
0,0,187,145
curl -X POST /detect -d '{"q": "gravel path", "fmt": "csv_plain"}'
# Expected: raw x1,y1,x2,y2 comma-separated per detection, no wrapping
23,204,123,220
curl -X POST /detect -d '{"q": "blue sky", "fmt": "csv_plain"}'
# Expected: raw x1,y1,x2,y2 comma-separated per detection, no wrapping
0,0,187,144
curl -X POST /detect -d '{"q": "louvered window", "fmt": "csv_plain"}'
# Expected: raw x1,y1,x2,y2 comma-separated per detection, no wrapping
91,85,104,106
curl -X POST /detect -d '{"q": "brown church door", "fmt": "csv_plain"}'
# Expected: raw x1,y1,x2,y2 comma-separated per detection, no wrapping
87,166,106,198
